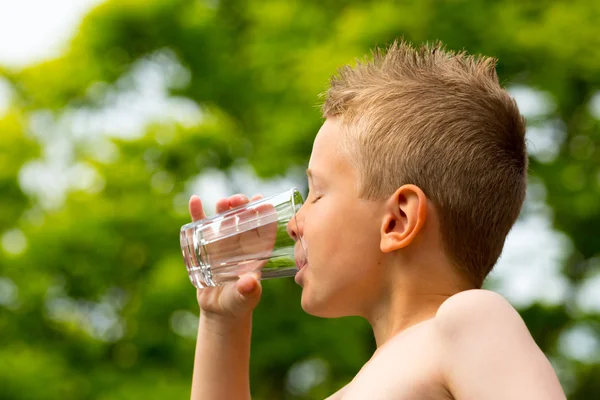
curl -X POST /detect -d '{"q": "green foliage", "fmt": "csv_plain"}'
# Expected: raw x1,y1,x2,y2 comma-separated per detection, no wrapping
1,0,599,398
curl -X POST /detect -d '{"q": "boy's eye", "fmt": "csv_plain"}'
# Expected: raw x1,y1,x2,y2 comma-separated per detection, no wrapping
311,195,322,204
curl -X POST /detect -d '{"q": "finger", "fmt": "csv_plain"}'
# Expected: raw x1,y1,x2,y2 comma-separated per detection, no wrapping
238,208,260,231
251,194,263,202
229,194,249,209
218,276,262,317
254,203,278,251
216,198,229,214
189,195,207,221
255,203,276,220
213,197,241,258
236,272,262,298
217,197,237,239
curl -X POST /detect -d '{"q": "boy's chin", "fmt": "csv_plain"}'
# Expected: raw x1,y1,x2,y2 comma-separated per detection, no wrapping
300,291,354,318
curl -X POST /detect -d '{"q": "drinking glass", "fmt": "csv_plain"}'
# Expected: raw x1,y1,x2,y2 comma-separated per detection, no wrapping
180,188,305,288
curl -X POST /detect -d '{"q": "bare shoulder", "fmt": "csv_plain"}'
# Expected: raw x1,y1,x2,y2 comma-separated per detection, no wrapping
433,289,566,400
434,289,536,363
325,385,347,400
435,289,523,331
334,319,450,400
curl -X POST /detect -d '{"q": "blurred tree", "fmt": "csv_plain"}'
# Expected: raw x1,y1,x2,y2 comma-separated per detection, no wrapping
1,0,599,398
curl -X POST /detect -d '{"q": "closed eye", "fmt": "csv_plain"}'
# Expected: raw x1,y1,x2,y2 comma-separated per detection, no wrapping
311,195,322,204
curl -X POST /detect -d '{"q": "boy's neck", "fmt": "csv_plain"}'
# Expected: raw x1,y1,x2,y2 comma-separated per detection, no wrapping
367,291,452,347
366,265,473,347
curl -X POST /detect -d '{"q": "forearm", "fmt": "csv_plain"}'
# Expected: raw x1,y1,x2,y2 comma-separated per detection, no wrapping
191,312,253,400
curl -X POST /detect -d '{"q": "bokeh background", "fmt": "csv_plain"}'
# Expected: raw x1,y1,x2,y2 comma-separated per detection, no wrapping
1,0,599,398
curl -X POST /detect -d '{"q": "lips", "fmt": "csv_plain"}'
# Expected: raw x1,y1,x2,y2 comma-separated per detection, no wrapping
294,258,307,286
294,241,307,270
296,259,307,271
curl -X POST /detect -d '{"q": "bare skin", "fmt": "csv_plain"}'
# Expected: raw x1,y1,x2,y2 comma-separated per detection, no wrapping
189,194,263,400
189,118,566,400
325,290,565,400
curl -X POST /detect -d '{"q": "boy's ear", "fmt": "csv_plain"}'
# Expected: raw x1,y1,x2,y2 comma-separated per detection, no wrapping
380,184,428,253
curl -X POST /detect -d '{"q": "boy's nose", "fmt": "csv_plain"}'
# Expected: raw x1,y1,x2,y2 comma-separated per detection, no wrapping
286,205,304,242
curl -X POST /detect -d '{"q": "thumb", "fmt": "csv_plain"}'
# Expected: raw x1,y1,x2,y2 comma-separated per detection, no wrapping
232,273,262,312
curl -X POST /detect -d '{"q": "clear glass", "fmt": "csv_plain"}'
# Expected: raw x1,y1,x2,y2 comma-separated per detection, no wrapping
180,188,305,288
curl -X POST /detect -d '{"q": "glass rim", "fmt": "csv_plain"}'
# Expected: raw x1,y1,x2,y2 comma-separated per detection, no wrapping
180,187,303,231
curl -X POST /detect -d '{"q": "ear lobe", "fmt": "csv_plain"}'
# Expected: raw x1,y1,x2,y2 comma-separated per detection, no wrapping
380,184,427,253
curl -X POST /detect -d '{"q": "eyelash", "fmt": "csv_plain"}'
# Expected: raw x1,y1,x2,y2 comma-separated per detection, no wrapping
311,195,322,204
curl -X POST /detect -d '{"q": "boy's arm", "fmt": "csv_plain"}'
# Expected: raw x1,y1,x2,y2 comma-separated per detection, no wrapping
436,290,566,400
188,194,262,400
191,312,253,400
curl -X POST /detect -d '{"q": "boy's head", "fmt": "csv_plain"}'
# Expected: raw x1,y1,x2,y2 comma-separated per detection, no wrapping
290,40,527,316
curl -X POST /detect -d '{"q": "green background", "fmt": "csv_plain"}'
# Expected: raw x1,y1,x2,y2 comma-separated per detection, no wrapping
1,0,599,398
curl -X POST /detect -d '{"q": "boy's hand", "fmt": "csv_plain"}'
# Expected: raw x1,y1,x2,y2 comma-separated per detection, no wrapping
189,194,264,319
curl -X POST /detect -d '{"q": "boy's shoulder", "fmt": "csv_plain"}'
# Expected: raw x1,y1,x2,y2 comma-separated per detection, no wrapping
338,290,565,400
332,290,528,400
428,289,566,400
435,289,523,334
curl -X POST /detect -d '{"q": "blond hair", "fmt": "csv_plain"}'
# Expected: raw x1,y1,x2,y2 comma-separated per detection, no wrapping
322,40,527,287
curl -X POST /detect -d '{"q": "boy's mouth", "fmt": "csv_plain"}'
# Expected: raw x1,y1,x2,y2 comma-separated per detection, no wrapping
294,244,307,271
296,258,307,271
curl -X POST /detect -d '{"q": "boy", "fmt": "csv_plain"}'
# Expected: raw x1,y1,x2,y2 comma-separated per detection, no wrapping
188,41,566,399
